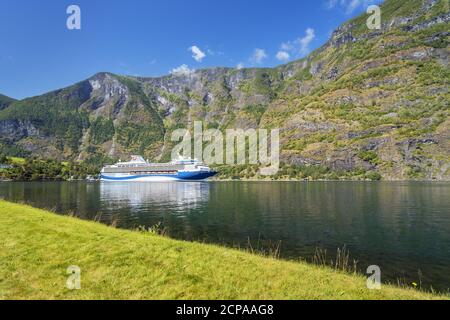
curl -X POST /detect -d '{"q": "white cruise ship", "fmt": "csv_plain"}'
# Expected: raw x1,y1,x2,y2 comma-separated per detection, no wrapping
100,156,217,182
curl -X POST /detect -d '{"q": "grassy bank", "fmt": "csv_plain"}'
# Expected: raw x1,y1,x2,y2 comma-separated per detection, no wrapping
0,201,445,300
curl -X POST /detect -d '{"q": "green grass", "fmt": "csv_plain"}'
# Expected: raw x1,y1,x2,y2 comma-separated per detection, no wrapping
0,200,446,300
8,157,25,165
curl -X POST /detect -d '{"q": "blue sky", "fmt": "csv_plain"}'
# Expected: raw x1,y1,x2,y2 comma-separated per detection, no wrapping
0,0,383,99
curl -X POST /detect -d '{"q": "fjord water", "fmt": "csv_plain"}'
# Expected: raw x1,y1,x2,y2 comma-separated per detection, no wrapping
1,181,449,292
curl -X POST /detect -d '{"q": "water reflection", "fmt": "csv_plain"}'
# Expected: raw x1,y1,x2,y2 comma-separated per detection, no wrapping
99,182,210,213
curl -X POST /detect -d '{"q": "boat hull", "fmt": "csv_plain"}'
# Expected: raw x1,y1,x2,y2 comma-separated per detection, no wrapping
100,171,217,182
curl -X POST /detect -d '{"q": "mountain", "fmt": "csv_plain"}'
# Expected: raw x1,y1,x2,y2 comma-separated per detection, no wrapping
0,94,16,111
0,0,448,180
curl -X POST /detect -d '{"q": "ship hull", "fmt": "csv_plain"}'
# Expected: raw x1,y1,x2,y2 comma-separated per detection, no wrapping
100,171,217,182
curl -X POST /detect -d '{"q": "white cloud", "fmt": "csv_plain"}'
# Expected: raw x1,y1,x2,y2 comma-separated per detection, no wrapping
280,42,294,51
325,0,373,14
170,64,195,76
299,28,315,55
276,51,290,62
189,45,206,62
237,63,245,70
278,28,316,59
250,48,268,64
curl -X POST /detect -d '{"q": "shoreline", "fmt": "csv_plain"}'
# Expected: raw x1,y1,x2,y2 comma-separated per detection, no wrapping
0,200,446,300
211,178,450,182
1,178,450,183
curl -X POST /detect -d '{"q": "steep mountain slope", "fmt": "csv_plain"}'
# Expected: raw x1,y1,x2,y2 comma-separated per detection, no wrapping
0,0,448,180
261,0,450,180
0,73,165,161
0,94,16,111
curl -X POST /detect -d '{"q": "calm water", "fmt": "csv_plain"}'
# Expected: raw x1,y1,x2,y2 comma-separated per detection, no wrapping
1,181,449,292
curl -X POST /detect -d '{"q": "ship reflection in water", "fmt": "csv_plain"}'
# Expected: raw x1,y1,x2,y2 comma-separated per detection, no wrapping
99,182,210,219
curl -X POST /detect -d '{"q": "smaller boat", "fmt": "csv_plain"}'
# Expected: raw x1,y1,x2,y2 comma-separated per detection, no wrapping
100,156,217,182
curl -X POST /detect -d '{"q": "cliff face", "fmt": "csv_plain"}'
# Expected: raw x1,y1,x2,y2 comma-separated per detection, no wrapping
0,0,449,180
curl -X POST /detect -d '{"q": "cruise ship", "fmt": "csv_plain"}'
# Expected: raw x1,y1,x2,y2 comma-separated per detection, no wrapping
100,156,217,182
